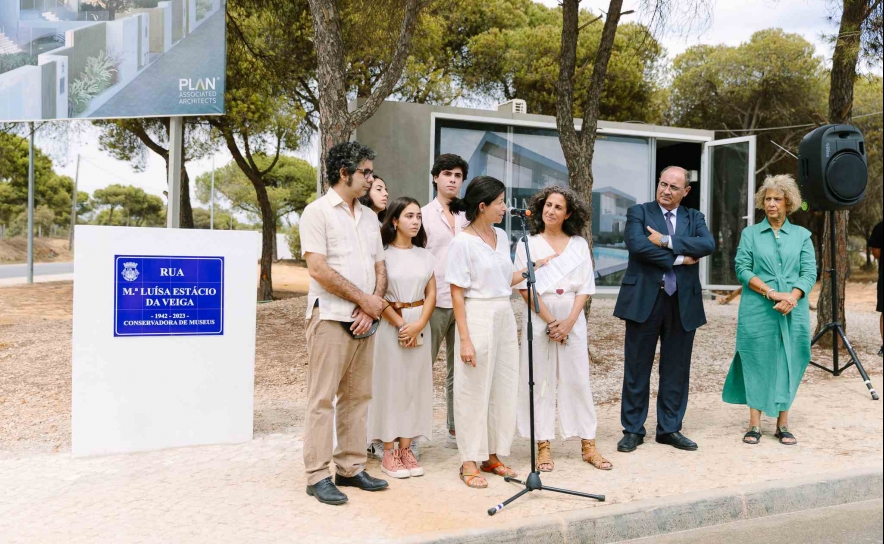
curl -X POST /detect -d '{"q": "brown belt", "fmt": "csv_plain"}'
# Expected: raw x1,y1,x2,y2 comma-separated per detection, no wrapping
389,299,424,316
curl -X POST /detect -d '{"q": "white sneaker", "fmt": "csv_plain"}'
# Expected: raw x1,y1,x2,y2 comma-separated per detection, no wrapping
381,448,410,479
447,432,457,447
409,440,420,461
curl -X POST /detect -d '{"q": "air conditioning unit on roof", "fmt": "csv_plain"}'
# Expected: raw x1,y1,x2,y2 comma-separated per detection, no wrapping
498,99,527,114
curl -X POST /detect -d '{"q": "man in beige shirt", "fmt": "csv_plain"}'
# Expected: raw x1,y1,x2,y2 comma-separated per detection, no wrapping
421,153,469,444
299,141,389,505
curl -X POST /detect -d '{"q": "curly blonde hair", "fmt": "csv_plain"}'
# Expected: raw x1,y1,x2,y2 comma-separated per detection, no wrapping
754,174,803,214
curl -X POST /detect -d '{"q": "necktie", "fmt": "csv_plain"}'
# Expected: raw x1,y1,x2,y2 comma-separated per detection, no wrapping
663,211,676,295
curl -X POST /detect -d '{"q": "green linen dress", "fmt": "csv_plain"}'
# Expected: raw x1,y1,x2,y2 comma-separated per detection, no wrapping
722,218,817,417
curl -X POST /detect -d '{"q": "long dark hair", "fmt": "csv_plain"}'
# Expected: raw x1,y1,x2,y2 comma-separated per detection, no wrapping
358,175,386,221
380,197,427,248
448,176,505,222
527,185,589,237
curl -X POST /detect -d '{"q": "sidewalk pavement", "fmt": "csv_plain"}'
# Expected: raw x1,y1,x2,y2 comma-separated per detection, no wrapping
2,377,881,543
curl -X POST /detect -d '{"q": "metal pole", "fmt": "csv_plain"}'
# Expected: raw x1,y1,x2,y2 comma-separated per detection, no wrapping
210,153,215,229
829,210,840,374
167,116,183,228
27,122,35,284
70,154,79,251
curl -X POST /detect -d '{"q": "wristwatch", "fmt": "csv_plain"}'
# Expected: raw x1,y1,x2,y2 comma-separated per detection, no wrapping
660,235,670,247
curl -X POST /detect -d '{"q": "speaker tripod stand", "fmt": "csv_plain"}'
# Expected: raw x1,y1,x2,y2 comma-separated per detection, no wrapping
487,215,604,516
809,210,879,401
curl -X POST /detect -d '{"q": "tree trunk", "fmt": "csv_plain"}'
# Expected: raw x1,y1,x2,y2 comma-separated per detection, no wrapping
255,184,276,300
215,124,275,301
308,0,422,193
816,0,866,345
556,0,623,317
179,166,195,228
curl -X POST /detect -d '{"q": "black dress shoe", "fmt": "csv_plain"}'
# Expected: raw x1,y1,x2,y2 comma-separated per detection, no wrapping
306,477,348,505
335,470,389,491
656,432,698,451
617,432,644,452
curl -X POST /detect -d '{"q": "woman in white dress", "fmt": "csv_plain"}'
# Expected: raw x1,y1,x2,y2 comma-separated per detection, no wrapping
445,176,555,489
367,197,437,479
514,186,612,471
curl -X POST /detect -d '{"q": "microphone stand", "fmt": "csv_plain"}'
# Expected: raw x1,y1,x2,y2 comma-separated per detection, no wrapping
487,213,605,516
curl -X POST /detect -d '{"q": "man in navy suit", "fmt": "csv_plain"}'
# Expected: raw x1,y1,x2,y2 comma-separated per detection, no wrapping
613,166,715,453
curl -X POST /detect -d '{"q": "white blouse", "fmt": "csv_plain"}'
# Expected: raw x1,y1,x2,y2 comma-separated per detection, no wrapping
513,235,595,295
445,227,513,299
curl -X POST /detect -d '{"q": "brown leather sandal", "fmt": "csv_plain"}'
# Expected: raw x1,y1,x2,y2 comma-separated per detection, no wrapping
459,465,488,488
582,439,613,470
536,441,554,472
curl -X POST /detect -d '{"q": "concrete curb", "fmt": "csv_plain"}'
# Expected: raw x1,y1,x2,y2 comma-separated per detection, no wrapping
403,467,882,544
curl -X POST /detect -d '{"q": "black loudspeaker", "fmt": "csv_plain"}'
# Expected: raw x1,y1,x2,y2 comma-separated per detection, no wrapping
797,124,868,211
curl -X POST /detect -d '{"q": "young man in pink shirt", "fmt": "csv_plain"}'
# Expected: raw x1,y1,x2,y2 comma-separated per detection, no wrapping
421,154,469,444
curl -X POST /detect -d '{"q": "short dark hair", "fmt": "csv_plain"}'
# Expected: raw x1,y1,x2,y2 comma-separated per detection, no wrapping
448,176,505,222
358,175,386,212
527,185,589,237
431,154,468,189
381,197,427,248
326,141,376,186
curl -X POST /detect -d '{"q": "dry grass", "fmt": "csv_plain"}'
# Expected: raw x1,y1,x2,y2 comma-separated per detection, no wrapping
0,238,72,264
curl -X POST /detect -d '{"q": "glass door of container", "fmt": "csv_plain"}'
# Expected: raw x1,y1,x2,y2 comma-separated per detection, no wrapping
700,135,757,289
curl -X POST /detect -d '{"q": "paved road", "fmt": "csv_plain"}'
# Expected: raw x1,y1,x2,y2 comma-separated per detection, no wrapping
0,261,73,279
622,499,884,543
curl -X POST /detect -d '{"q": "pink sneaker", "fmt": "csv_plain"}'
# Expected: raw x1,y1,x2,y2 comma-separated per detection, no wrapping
399,447,424,477
381,448,410,479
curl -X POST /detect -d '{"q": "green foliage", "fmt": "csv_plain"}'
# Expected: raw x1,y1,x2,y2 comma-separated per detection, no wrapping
667,29,828,190
0,53,38,76
195,155,316,226
848,76,883,244
0,132,74,228
92,184,165,226
460,5,665,122
285,226,301,260
7,205,56,237
192,207,242,230
196,0,211,19
69,50,120,115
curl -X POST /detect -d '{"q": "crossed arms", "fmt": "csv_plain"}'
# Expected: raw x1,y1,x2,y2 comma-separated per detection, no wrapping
624,205,715,269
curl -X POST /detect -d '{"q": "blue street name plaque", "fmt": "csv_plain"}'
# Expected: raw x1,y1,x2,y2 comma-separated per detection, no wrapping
114,255,225,337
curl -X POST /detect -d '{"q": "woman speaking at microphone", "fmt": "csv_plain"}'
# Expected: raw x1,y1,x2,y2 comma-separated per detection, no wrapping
445,176,555,489
514,186,611,472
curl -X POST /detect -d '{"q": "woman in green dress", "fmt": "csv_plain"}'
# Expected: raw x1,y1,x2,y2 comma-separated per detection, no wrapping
722,174,817,446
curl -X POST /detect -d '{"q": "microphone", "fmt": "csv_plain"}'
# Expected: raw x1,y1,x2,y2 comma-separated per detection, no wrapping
508,207,532,217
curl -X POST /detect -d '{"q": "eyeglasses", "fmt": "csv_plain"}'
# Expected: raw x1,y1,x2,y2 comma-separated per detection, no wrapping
658,180,685,193
355,167,375,180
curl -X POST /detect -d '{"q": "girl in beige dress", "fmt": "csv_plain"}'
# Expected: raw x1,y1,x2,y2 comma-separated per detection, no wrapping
367,197,437,479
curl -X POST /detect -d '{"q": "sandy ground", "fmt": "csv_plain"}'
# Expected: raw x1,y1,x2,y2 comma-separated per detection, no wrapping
1,276,881,458
0,377,880,542
0,238,72,264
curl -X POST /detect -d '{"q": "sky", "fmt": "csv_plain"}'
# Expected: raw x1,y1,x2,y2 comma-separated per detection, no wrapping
41,0,876,221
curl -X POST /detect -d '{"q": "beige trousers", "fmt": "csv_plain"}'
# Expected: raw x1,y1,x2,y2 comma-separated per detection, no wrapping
303,307,376,485
453,297,519,463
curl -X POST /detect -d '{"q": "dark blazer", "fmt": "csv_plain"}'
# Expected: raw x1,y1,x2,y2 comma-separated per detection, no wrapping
613,202,716,332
